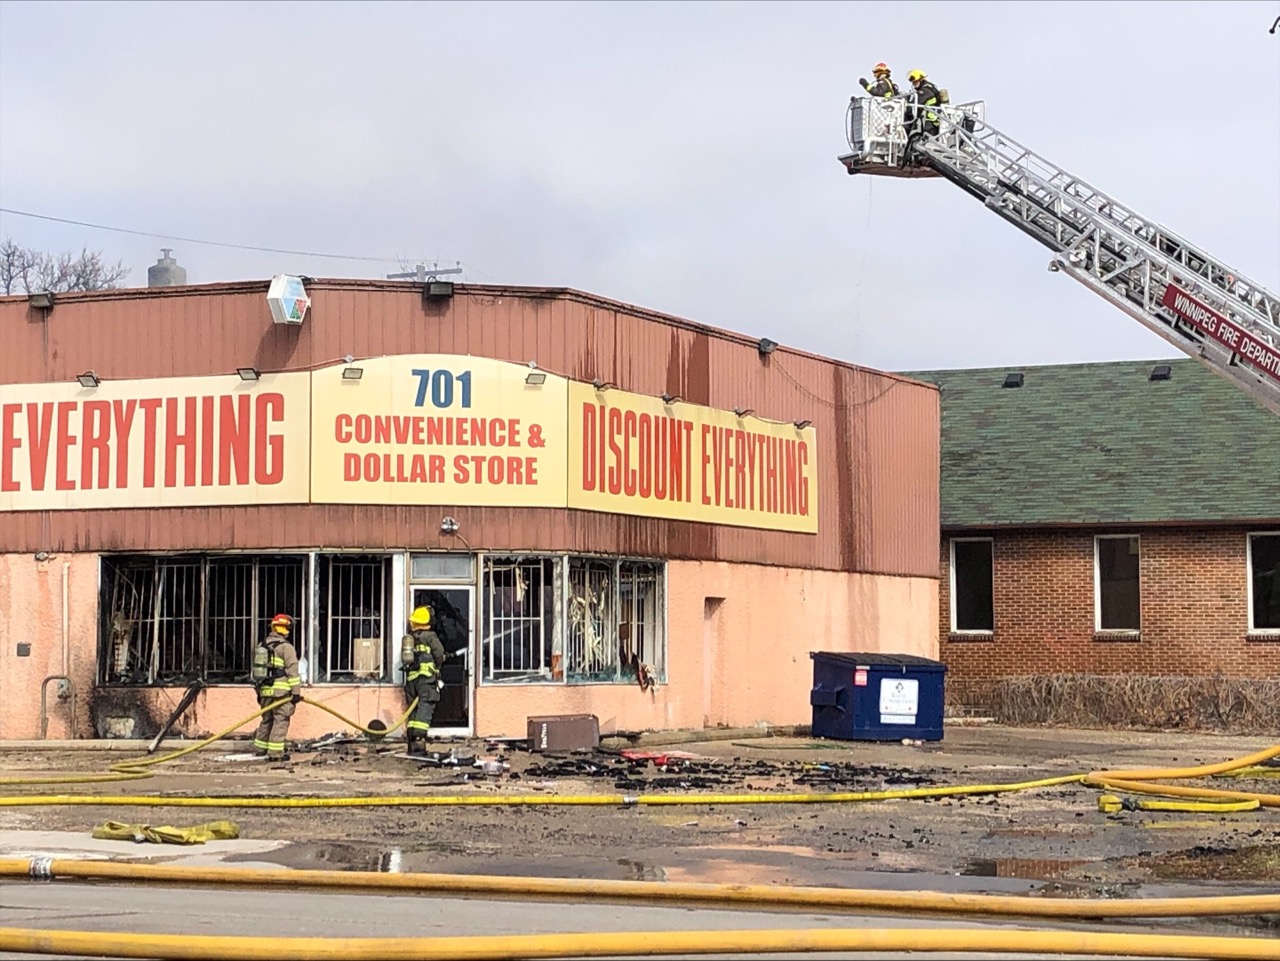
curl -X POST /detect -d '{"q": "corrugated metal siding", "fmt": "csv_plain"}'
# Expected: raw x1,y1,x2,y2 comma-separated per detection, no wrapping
0,283,939,576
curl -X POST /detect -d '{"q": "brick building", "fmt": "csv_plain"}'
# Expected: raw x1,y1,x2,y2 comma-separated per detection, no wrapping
906,359,1280,716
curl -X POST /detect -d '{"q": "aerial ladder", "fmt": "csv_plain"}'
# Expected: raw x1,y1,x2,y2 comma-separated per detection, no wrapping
839,97,1280,416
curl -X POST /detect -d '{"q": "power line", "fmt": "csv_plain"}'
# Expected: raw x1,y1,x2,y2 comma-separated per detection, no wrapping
0,206,399,263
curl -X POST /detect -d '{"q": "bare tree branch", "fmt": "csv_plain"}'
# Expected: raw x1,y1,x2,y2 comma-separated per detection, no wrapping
1,238,130,294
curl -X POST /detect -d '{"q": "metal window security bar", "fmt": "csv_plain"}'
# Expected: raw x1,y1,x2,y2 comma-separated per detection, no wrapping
100,555,306,685
567,558,614,682
619,560,663,681
316,555,390,683
482,556,557,682
206,558,307,681
566,558,664,683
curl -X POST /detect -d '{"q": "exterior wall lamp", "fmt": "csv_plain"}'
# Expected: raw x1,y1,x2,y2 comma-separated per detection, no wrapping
236,367,261,382
76,371,101,389
29,291,54,310
758,337,778,357
661,393,682,405
592,379,616,392
794,419,812,429
733,407,755,418
342,367,364,381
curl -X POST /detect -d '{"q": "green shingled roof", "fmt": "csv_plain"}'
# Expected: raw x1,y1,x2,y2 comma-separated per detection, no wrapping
901,359,1280,529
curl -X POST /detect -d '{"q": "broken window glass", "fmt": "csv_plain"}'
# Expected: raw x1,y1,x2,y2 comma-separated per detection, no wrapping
99,554,306,685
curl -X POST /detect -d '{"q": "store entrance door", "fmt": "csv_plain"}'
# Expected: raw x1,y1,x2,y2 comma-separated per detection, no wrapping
410,586,472,732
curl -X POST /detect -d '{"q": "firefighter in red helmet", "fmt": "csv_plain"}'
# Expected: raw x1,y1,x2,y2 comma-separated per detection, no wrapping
858,62,899,100
251,613,301,761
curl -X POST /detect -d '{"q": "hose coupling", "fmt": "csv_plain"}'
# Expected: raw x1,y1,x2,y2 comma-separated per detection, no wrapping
29,857,54,880
621,795,639,808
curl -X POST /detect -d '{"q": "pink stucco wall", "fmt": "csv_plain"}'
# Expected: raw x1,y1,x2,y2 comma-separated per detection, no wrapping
475,560,938,737
0,554,99,740
0,553,937,741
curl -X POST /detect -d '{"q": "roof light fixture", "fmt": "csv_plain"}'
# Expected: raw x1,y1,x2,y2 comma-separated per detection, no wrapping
236,367,261,382
76,371,100,389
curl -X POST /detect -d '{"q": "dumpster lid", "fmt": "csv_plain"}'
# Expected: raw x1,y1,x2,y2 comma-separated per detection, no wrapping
809,651,946,671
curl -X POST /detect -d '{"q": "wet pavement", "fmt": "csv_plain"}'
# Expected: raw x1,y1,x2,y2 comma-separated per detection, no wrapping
1,723,1278,936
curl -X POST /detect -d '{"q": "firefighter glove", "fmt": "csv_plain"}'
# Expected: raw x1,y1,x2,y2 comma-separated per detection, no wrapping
291,693,303,705
859,77,868,88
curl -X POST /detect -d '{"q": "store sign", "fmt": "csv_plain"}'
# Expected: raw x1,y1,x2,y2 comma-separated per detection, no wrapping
566,382,818,533
2,355,820,534
309,355,568,506
0,373,311,512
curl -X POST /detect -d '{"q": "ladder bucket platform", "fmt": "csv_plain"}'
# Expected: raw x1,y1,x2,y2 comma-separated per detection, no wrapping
841,97,984,177
838,97,1280,415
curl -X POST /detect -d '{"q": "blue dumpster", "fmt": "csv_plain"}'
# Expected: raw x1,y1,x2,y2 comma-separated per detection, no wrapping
809,652,947,742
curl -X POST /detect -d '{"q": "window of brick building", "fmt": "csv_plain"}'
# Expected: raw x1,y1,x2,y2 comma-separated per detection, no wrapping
950,538,994,633
1095,535,1141,633
1248,533,1280,634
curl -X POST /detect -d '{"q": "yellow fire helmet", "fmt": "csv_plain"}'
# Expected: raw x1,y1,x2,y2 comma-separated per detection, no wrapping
409,606,432,629
908,69,926,83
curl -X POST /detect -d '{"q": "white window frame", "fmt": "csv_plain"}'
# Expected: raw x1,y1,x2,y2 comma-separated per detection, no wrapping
949,537,995,635
1094,534,1142,635
1246,531,1280,637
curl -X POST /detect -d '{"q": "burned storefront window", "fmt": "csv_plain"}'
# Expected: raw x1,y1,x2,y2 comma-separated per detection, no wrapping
99,554,306,685
316,555,392,683
482,556,558,682
481,554,665,685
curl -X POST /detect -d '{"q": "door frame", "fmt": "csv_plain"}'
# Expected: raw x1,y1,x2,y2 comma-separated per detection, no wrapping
409,583,475,737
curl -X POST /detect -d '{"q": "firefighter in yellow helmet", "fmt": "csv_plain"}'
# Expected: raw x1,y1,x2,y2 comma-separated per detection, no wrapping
401,606,446,756
251,613,301,761
858,62,899,100
906,68,942,136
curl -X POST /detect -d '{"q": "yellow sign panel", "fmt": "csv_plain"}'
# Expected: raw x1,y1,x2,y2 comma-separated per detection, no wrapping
567,383,818,533
0,372,310,512
2,355,819,534
310,355,569,507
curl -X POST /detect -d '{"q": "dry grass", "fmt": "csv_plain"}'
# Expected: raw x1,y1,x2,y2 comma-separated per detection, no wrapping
947,674,1280,733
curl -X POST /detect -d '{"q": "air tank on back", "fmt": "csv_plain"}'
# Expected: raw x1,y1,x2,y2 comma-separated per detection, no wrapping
147,248,187,287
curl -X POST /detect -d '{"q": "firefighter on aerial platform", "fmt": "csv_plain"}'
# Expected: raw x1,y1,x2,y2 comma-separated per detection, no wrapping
251,613,302,761
858,63,899,100
906,69,942,136
402,606,446,756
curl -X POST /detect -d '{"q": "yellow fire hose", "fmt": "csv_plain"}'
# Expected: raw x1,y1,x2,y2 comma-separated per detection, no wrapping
2,858,1276,920
0,925,1275,960
0,696,417,788
0,699,1277,816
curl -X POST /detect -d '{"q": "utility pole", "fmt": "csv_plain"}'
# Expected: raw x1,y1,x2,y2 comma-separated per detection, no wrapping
386,261,464,282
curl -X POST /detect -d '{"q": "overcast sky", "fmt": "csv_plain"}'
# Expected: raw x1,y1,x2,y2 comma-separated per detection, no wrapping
1,0,1277,373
